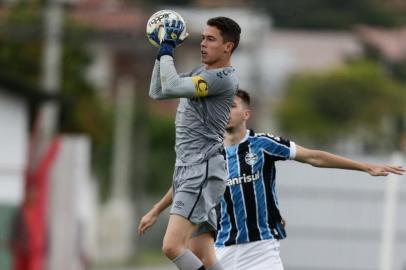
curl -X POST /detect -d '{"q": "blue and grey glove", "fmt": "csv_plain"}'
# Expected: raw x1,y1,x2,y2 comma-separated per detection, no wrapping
157,19,188,60
148,27,161,47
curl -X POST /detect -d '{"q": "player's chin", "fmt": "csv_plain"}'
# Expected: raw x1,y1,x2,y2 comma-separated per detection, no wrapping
201,54,211,64
225,125,234,132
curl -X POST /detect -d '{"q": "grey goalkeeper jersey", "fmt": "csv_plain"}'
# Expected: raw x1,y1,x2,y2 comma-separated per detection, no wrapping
149,56,238,166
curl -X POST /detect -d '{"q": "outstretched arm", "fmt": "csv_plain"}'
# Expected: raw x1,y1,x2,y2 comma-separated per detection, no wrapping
294,145,405,176
138,187,173,235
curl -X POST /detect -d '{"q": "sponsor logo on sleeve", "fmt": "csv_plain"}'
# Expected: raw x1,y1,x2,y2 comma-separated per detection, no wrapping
191,76,208,97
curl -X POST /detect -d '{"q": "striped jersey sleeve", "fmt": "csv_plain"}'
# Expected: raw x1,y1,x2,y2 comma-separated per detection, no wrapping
255,133,296,161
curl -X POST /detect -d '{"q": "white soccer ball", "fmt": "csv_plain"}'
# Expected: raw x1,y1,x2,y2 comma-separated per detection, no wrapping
146,10,187,48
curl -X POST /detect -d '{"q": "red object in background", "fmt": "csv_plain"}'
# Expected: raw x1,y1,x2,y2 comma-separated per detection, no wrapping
10,138,60,270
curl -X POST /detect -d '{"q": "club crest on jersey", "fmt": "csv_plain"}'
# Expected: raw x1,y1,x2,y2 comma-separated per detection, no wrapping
245,152,258,165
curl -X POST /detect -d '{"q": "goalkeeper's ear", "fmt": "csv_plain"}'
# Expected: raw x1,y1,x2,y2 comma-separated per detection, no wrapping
224,41,234,54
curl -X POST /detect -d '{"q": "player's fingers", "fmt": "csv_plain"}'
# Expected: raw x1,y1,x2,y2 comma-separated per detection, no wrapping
393,165,405,172
386,166,405,175
387,165,404,170
137,223,144,235
391,170,404,175
138,219,149,235
139,224,148,235
389,169,404,175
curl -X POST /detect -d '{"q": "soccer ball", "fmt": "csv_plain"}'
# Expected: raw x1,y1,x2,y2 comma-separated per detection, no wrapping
146,10,187,48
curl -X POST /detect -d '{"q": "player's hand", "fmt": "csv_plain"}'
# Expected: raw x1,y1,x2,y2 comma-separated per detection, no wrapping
148,26,162,47
157,19,188,60
162,19,188,47
138,209,159,236
366,164,405,176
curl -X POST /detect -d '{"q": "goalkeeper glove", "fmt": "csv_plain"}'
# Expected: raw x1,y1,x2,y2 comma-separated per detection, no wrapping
157,19,188,60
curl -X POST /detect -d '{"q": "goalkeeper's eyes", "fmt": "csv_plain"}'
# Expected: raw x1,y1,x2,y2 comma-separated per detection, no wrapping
201,35,216,42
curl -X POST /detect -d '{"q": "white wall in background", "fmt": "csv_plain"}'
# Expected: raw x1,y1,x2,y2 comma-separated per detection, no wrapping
0,90,28,205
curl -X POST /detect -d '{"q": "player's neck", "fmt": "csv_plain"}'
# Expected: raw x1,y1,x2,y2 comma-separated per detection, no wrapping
205,58,231,70
224,125,247,146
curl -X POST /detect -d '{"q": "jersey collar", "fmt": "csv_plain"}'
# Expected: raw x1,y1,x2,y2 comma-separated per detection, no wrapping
225,129,250,149
240,129,251,144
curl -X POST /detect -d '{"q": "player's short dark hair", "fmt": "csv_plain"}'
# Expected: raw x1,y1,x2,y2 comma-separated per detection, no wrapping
207,17,241,53
236,89,250,107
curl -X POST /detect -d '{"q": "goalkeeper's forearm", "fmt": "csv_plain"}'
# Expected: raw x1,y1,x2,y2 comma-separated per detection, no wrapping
152,187,173,214
149,60,165,99
159,55,197,98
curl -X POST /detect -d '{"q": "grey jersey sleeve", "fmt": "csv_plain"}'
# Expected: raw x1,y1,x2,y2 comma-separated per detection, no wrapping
149,60,164,100
159,55,199,99
155,55,234,99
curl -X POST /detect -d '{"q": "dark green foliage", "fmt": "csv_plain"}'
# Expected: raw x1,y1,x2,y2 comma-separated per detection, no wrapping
253,0,404,29
0,5,42,86
391,62,406,83
146,113,176,195
276,61,406,149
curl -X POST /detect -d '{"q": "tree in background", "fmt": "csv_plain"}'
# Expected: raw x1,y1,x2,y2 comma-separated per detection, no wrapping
0,3,114,200
253,0,405,29
276,61,406,152
146,114,176,195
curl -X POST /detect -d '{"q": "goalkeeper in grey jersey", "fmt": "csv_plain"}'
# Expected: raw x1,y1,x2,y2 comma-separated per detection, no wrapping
147,16,240,270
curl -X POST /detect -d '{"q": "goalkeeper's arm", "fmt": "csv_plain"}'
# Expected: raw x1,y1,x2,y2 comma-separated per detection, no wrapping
137,187,173,235
149,60,165,99
158,55,208,99
149,18,199,99
149,56,199,99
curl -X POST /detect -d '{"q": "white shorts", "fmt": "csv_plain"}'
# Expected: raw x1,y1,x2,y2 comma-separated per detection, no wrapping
215,239,284,270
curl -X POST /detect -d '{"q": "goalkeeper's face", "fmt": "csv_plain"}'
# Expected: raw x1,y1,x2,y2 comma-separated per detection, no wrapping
226,96,251,132
201,26,233,67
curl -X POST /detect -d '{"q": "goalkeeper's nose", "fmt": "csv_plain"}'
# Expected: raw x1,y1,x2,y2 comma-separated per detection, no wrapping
201,38,207,47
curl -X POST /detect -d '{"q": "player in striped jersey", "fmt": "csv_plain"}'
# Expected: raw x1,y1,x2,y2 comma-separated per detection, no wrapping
215,89,403,269
139,90,404,270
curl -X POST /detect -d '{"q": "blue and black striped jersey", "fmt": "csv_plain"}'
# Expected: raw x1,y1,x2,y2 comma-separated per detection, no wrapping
215,129,296,247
